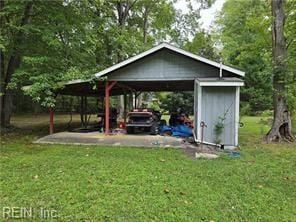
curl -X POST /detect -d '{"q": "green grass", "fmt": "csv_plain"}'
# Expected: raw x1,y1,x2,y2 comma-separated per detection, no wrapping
0,114,295,221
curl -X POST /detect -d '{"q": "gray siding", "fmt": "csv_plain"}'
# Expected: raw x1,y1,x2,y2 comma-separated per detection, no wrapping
200,87,236,146
109,49,223,81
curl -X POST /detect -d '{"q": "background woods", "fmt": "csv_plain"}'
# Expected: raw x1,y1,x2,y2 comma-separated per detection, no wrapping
0,0,213,127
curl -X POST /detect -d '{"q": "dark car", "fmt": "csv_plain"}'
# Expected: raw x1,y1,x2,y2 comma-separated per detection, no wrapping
126,108,161,135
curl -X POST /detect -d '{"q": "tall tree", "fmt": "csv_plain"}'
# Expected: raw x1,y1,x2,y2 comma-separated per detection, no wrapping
0,0,34,127
216,0,273,113
216,0,295,140
266,0,294,142
1,0,180,126
1,0,101,125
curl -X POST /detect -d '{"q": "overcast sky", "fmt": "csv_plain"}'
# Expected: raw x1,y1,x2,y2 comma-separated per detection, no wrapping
174,0,225,30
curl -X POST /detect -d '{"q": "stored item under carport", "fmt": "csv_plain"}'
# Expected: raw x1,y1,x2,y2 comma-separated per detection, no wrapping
126,109,161,135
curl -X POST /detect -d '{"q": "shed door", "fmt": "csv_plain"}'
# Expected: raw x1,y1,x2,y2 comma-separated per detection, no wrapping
194,81,237,146
201,87,236,146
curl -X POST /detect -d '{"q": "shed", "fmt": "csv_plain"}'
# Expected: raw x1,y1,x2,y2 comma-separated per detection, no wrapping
57,43,244,148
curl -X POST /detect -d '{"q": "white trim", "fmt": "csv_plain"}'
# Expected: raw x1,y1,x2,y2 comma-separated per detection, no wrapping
198,81,244,87
196,82,202,141
95,43,245,78
235,86,240,146
109,77,197,81
195,139,221,148
224,145,236,150
194,80,197,136
219,62,223,78
65,79,92,85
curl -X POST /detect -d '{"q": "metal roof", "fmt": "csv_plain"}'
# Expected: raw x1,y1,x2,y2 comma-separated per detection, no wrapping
57,43,245,96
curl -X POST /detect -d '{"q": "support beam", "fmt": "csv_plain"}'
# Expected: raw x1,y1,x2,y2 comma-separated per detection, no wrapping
123,91,127,125
134,91,141,108
105,82,110,135
105,81,117,135
80,96,84,127
116,82,136,93
107,81,117,91
49,107,54,135
134,92,136,108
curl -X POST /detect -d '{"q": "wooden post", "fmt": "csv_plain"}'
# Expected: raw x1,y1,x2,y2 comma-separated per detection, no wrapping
123,91,127,124
84,96,87,125
49,107,54,134
105,82,110,135
134,92,137,108
80,96,84,127
104,81,117,135
134,91,141,108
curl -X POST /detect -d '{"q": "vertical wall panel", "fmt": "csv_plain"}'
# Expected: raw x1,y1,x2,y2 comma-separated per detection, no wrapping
200,87,236,146
109,49,220,81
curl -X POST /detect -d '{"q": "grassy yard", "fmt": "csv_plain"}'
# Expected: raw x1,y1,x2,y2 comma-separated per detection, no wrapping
0,114,295,221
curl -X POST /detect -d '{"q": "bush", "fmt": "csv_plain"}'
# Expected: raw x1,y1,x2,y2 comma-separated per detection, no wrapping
260,110,273,117
240,103,251,116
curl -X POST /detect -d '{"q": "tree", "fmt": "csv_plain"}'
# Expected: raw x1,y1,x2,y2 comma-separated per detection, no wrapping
266,0,294,142
0,0,179,127
216,0,273,113
184,31,218,60
216,0,295,141
0,0,35,127
158,92,194,115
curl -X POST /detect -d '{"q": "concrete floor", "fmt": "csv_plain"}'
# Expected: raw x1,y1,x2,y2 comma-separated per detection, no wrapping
35,132,189,148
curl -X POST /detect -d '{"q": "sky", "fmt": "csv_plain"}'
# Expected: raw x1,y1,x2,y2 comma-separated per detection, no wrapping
174,0,225,30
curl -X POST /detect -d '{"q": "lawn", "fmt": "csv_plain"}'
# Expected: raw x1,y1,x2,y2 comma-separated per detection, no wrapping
0,114,295,221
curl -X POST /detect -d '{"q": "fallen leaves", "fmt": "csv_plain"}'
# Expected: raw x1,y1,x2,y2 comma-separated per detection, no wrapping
283,176,293,181
179,191,186,195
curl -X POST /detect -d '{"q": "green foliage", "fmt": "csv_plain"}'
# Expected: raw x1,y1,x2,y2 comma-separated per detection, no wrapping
287,84,296,113
214,108,230,144
184,31,218,60
240,102,251,116
216,0,296,113
285,1,296,114
157,92,194,114
1,0,219,115
1,0,177,109
216,0,273,112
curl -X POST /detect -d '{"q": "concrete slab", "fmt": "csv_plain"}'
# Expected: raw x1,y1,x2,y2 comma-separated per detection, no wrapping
35,132,187,148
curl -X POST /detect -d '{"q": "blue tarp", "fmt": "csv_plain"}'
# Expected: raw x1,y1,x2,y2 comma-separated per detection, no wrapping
160,125,193,137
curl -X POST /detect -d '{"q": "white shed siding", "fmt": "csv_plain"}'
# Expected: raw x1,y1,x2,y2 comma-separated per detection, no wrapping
200,87,237,146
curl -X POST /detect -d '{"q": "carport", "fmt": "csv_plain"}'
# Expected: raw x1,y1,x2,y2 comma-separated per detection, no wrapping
54,43,244,147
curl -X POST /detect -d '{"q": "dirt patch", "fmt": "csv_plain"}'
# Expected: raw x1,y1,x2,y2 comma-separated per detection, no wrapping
183,144,221,159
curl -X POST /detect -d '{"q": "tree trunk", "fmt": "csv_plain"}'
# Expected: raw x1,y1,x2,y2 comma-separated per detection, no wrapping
143,6,149,44
0,1,34,127
266,0,294,142
1,56,21,127
115,1,134,120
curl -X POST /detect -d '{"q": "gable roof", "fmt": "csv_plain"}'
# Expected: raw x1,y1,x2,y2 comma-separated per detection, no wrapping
95,42,245,78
